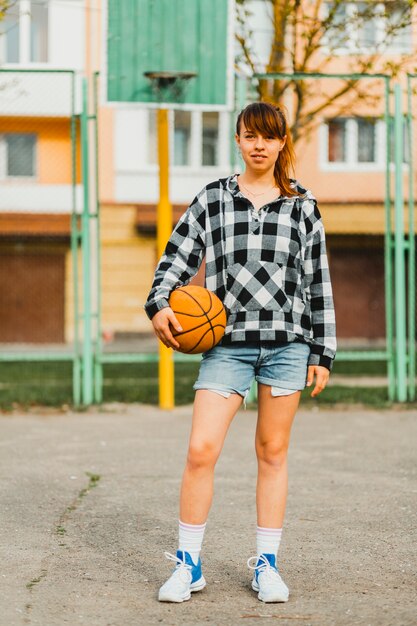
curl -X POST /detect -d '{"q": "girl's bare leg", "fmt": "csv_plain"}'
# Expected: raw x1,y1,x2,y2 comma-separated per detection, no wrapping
255,385,301,528
179,389,243,524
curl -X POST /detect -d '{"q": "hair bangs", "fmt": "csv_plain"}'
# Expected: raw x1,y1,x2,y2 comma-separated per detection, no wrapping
240,103,284,139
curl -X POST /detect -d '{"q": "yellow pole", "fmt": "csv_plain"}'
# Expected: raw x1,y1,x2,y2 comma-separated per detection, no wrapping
157,109,175,409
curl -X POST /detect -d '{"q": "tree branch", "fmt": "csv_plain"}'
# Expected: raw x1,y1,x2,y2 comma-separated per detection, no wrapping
235,0,417,143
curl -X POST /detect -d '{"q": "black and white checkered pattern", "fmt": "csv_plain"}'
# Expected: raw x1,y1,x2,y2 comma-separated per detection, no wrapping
144,175,337,370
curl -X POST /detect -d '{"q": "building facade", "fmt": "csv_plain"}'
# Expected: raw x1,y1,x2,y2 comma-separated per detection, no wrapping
1,0,416,345
0,0,84,343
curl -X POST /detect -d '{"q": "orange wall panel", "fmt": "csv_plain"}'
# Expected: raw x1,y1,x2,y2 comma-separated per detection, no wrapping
0,117,81,184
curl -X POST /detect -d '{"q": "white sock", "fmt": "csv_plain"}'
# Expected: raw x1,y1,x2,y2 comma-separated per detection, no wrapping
256,525,283,556
178,519,207,564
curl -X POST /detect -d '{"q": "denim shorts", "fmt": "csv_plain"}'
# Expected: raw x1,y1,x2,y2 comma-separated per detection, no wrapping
193,341,311,399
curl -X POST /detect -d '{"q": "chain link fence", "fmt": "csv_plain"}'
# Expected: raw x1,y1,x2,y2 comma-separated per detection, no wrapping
1,70,415,408
0,69,81,408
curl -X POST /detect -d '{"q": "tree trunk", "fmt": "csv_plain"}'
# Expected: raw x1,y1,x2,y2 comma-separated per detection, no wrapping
258,0,292,102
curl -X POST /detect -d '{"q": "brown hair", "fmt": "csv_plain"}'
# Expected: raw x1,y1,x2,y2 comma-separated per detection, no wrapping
236,102,297,197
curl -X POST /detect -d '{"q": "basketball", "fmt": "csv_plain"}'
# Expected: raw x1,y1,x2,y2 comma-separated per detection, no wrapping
168,285,227,354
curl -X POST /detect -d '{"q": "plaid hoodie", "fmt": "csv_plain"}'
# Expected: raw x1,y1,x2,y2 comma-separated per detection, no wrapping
144,175,337,370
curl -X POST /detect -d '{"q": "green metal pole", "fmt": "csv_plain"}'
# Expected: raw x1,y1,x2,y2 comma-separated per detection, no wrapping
384,78,396,401
231,76,247,171
393,84,407,402
407,75,416,401
81,77,94,406
70,71,81,408
254,72,388,81
93,71,103,404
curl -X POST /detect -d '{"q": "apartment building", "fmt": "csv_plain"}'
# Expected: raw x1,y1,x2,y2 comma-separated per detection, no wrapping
1,0,415,345
0,0,85,343
292,1,416,343
107,1,416,343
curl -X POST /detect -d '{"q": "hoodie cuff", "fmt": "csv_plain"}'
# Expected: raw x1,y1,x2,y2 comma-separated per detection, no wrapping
144,298,170,320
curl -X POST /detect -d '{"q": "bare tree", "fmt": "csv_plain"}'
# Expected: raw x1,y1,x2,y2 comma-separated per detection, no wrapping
236,0,417,142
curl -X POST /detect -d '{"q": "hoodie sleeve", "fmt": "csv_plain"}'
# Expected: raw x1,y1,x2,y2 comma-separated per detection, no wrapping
144,194,206,320
301,195,337,371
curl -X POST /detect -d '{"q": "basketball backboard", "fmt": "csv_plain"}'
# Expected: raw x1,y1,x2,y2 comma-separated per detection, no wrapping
105,0,234,110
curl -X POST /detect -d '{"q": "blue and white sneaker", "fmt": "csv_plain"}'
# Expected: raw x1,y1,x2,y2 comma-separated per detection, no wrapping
158,550,206,602
247,553,289,603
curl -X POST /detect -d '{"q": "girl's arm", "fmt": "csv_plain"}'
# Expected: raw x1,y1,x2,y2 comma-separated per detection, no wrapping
144,196,206,321
303,204,337,372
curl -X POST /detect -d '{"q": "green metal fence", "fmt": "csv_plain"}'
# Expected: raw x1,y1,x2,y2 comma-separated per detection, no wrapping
406,73,416,401
90,71,415,407
0,71,103,409
0,69,82,407
243,72,415,403
1,70,415,407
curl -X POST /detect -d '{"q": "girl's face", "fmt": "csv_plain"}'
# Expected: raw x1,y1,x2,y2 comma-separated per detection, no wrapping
235,122,286,174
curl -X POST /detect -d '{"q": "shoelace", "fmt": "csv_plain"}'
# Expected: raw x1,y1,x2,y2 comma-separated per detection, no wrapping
247,554,281,581
164,551,193,574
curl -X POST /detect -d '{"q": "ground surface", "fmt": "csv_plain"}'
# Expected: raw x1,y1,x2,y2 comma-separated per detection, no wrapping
1,403,416,626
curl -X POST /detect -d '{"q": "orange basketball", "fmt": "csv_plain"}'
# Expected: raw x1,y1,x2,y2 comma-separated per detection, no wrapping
168,285,227,354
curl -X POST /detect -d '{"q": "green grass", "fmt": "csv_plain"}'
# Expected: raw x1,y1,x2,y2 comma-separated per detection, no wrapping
331,359,387,376
0,361,74,409
299,385,391,408
0,359,411,411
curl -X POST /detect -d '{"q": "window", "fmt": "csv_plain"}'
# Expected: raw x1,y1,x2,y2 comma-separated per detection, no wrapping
0,1,49,64
31,0,49,62
356,2,379,48
148,110,157,165
174,111,191,166
384,1,413,52
0,4,20,63
323,1,412,53
7,134,36,176
325,117,378,165
0,134,37,178
357,118,376,163
147,110,225,168
328,119,347,162
328,2,349,49
202,112,219,166
322,116,408,169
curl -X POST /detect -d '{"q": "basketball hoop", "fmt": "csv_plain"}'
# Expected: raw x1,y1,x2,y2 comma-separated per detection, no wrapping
143,71,197,105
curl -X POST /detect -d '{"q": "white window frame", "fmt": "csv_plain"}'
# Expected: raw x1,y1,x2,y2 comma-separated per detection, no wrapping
319,116,409,172
0,132,38,181
321,2,412,56
146,109,230,173
1,0,49,66
320,117,383,172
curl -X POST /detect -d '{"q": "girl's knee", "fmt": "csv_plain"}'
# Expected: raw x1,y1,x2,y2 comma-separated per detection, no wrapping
255,440,289,469
186,440,220,470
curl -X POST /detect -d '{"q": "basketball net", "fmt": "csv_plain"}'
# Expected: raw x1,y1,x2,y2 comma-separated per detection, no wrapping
144,71,197,105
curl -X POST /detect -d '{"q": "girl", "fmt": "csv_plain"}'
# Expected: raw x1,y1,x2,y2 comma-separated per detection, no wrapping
144,102,337,603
